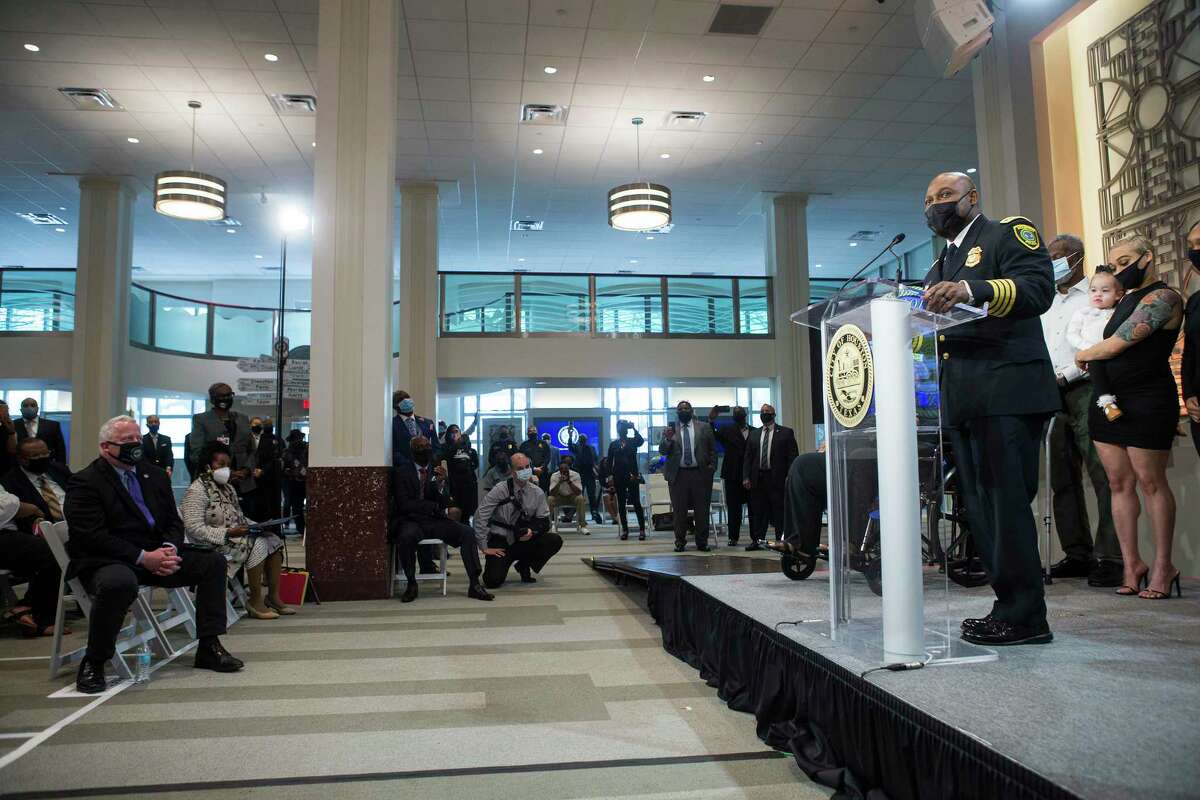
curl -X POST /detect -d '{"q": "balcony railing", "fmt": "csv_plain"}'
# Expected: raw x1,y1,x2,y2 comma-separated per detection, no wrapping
0,268,76,332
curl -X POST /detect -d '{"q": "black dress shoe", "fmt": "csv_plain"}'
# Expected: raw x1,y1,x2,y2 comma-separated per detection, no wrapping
673,542,686,552
75,659,108,694
696,544,711,552
194,639,245,672
1088,559,1123,587
401,583,419,603
960,613,994,633
727,539,738,547
468,584,495,601
1049,556,1095,579
516,562,536,583
961,618,1052,646
744,542,762,551
619,530,629,541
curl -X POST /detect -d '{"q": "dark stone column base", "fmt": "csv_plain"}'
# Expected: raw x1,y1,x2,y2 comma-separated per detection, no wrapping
306,465,392,601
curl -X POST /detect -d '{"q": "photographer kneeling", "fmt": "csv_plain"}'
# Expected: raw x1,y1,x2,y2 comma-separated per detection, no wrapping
474,453,561,588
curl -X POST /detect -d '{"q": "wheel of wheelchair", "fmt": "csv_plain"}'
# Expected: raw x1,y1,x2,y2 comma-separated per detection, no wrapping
947,556,990,587
863,557,883,597
781,552,816,581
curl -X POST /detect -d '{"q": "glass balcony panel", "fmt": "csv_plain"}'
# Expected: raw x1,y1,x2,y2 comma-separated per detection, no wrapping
154,295,209,353
443,274,515,333
595,277,662,334
519,275,589,333
0,270,76,332
212,306,274,358
737,278,770,335
130,285,151,344
666,278,734,334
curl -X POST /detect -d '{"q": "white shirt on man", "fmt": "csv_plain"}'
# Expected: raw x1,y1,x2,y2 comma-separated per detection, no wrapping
0,485,18,531
1040,278,1090,383
549,469,582,497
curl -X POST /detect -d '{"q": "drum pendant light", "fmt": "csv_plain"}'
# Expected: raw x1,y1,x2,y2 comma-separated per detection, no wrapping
154,100,227,221
607,117,671,232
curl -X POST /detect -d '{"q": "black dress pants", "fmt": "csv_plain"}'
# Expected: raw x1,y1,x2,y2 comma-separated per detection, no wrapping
483,532,563,588
749,471,785,543
283,480,306,534
723,479,748,543
669,469,713,547
396,518,481,586
0,531,62,630
613,477,645,532
784,453,826,555
948,414,1047,627
581,475,601,522
80,548,227,662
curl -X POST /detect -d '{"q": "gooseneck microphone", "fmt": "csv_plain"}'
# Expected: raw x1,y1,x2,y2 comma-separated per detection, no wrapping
834,232,906,296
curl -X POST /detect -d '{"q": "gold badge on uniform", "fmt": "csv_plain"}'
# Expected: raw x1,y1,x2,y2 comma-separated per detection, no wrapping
964,246,982,268
825,324,874,428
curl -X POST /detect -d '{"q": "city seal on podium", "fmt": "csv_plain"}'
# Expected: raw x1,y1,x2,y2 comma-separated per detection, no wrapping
825,323,874,428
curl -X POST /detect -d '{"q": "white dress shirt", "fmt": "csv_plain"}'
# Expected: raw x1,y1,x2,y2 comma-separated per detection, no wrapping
0,485,18,531
23,417,39,437
22,468,65,510
951,214,981,249
1040,278,1090,383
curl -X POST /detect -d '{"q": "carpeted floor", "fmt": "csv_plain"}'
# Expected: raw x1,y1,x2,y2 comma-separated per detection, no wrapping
0,529,827,800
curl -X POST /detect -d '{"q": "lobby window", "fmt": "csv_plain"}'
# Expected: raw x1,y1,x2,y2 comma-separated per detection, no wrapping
595,276,663,334
666,278,734,335
519,275,589,333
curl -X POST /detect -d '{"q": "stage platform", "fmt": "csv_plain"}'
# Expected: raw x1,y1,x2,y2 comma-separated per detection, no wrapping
585,554,1200,800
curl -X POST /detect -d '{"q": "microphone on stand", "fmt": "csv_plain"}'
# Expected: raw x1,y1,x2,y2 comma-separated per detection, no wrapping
835,232,906,296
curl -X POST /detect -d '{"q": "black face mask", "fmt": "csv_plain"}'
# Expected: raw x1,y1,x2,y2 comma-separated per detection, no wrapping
732,412,747,426
108,441,144,465
760,413,775,425
677,410,693,424
527,432,538,441
251,425,263,434
412,449,432,466
1115,256,1148,291
925,195,970,240
1188,249,1200,270
25,456,51,475
212,395,234,410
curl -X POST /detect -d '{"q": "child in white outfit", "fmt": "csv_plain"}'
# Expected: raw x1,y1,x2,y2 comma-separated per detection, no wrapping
1068,269,1125,421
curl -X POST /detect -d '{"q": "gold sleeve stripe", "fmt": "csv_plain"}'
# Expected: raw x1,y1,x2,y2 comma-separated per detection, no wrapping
986,279,1016,317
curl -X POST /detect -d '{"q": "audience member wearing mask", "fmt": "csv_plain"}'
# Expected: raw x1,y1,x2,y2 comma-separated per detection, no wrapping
606,420,646,539
659,401,717,552
708,405,754,546
742,404,799,551
488,426,518,471
392,390,435,467
2,437,71,532
251,417,283,520
65,416,242,693
567,428,603,526
281,430,308,535
182,443,292,619
190,383,257,507
548,456,589,536
0,481,66,637
1074,236,1184,600
439,424,480,519
474,453,561,588
141,415,174,477
14,398,67,465
519,425,554,494
1040,235,1121,586
0,401,18,476
1182,221,1200,456
391,436,493,603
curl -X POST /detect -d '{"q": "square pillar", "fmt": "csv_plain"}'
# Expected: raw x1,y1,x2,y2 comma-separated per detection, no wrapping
766,193,816,453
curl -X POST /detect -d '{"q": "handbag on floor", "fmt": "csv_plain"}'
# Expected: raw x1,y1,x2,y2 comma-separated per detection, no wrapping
277,567,310,606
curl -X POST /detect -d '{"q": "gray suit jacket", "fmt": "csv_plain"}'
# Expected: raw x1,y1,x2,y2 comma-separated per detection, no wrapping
658,420,716,483
189,410,256,493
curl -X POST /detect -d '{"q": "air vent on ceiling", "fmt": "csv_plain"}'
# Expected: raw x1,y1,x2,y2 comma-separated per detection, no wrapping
665,111,707,130
849,229,882,242
511,219,544,231
269,93,317,114
16,212,68,226
690,271,716,276
521,104,568,125
708,4,775,36
57,87,119,110
617,270,635,275
262,266,281,272
206,217,241,227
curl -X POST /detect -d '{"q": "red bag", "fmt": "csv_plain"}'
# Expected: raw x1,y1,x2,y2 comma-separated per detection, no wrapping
277,568,310,606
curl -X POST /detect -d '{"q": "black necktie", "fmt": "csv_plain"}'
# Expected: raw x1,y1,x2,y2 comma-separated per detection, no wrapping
944,243,958,266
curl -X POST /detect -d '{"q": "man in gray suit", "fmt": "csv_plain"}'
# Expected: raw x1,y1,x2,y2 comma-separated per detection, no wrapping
658,400,717,552
189,383,257,503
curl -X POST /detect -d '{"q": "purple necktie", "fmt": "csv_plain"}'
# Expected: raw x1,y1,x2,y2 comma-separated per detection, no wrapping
120,469,156,527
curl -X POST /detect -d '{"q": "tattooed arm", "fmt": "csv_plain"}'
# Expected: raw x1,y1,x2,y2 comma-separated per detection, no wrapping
1075,288,1183,363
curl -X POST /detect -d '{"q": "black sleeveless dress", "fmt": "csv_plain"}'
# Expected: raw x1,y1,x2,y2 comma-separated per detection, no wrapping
1089,281,1182,450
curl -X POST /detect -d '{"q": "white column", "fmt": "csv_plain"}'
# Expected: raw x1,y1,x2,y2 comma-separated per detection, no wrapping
396,182,438,417
309,0,397,468
71,177,134,471
765,193,815,453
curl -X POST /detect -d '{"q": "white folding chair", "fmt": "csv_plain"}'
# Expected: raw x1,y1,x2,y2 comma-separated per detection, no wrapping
393,539,449,597
40,521,197,681
226,572,248,626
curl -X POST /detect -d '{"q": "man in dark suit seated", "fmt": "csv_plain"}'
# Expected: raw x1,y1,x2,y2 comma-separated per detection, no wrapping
0,482,65,637
63,415,243,693
141,415,174,477
15,398,67,466
391,436,493,604
2,438,71,531
743,404,799,550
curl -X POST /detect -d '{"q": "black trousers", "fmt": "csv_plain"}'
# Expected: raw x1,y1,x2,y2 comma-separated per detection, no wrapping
581,475,601,522
396,518,481,586
669,469,713,546
0,531,62,629
483,532,563,588
749,472,785,543
784,453,827,555
80,549,227,662
283,480,306,534
1192,421,1200,458
613,477,645,532
261,478,283,520
722,479,748,543
948,414,1047,627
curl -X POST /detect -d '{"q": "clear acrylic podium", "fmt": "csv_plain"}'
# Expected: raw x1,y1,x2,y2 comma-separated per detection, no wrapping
791,279,998,667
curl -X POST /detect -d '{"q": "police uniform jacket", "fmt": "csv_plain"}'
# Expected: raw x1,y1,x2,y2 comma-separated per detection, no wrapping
924,214,1060,427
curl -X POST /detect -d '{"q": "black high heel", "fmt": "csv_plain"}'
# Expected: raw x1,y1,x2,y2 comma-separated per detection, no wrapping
619,529,629,541
1139,572,1182,600
1115,569,1149,596
638,530,646,541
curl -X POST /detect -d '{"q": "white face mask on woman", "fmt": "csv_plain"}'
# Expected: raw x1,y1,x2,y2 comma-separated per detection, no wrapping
212,466,231,485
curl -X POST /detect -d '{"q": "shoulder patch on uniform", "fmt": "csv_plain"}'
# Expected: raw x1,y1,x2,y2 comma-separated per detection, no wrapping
1012,223,1040,251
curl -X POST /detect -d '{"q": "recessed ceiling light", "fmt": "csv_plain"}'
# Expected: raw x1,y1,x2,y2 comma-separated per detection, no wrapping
815,263,822,268
645,235,655,240
848,242,858,247
702,74,716,82
659,153,670,159
311,141,316,147
264,53,279,62
23,43,40,53
226,228,236,234
126,137,140,144
966,167,977,173
535,380,547,384
54,227,65,233
754,140,764,146
629,259,638,264
254,254,263,259
58,206,66,211
532,148,543,154
517,257,525,262
543,65,557,74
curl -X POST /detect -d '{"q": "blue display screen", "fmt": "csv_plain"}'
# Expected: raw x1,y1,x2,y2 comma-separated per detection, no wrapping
535,418,601,455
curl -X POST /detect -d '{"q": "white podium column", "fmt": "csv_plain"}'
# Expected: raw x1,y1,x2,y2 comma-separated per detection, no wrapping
869,297,925,660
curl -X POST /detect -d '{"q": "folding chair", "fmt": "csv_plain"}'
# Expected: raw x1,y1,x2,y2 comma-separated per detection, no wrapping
0,568,21,609
392,539,449,597
40,521,197,681
226,571,248,626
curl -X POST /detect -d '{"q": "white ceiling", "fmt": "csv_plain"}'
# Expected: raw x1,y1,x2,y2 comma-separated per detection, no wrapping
0,0,977,284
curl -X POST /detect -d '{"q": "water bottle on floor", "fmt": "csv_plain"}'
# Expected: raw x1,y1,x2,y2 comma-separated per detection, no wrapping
134,642,151,685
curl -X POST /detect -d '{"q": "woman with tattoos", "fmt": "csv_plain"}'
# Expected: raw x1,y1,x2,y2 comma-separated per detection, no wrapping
1074,235,1183,600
